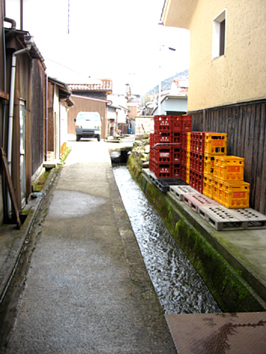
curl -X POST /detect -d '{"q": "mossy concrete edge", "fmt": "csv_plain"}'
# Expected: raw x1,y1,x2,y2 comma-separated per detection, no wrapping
127,154,266,312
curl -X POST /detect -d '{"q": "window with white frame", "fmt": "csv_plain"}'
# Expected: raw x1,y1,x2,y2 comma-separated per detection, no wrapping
212,10,226,59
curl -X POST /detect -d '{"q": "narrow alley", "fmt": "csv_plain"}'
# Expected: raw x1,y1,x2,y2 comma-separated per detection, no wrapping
1,139,176,354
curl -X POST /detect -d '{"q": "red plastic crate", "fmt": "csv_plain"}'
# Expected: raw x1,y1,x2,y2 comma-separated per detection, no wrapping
154,132,172,144
182,132,187,148
172,132,182,144
154,163,172,178
181,148,187,165
181,165,187,181
172,116,183,132
172,145,182,163
149,147,155,160
154,145,171,163
182,115,192,132
190,151,204,174
190,132,205,154
154,115,172,132
150,133,154,147
149,158,155,172
172,163,181,178
189,169,204,193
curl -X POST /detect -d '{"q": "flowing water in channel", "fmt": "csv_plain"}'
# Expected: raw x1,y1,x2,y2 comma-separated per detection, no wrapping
113,165,221,315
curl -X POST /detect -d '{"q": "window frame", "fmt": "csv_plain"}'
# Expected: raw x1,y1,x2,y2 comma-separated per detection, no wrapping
212,10,226,60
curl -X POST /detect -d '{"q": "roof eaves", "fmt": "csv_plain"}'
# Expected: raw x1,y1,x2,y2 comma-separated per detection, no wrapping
5,28,47,70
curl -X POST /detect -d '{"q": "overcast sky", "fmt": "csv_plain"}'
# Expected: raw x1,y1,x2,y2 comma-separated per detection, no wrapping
5,0,190,94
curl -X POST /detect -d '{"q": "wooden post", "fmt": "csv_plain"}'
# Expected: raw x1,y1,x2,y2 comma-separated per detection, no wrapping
0,148,21,229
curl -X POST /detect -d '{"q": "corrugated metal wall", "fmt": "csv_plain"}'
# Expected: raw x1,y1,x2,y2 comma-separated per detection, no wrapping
190,99,266,214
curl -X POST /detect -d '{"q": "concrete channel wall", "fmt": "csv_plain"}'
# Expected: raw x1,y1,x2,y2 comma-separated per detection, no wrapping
126,154,266,313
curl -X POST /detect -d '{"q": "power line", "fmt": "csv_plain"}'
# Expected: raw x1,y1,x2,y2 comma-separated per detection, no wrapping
45,57,88,77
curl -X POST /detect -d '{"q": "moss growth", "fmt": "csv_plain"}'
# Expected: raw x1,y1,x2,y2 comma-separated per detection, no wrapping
127,153,265,312
32,171,50,192
61,147,72,162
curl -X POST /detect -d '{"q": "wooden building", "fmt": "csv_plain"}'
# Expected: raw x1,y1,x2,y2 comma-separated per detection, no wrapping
68,80,113,139
67,95,110,139
161,0,266,214
47,78,74,162
1,6,74,225
2,27,46,222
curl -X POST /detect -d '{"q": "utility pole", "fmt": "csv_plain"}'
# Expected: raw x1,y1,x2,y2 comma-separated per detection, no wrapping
68,0,70,34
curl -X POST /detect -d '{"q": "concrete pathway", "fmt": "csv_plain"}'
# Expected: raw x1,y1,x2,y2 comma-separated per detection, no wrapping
3,139,176,353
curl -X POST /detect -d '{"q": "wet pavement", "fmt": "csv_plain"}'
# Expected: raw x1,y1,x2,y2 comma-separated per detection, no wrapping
166,312,266,354
0,138,176,353
0,136,266,353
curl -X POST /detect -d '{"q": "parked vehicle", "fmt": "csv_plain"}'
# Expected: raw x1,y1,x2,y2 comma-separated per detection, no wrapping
74,112,101,141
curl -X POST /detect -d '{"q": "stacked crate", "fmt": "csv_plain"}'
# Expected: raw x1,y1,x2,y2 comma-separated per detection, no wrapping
189,132,206,193
149,115,192,179
203,133,228,197
149,117,251,208
181,131,191,183
213,156,250,208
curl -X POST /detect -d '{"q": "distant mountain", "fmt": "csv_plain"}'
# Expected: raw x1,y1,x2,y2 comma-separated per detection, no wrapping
148,69,189,94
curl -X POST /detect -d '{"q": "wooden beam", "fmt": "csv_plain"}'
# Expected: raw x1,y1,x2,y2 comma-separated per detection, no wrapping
0,90,9,101
0,148,21,229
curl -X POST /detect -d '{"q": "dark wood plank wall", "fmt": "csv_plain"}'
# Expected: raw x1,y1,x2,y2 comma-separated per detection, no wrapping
31,60,45,177
190,99,266,214
47,82,54,151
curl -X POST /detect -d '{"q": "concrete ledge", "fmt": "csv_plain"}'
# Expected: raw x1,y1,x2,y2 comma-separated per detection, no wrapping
127,155,266,312
0,167,59,302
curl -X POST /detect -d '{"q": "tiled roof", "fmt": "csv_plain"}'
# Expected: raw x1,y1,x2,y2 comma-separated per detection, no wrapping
68,79,113,92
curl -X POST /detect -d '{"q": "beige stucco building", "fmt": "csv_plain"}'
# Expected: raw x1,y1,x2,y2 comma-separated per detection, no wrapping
162,0,266,214
162,0,266,111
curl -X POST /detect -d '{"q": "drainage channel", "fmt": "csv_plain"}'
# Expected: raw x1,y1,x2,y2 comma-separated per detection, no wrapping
113,165,221,315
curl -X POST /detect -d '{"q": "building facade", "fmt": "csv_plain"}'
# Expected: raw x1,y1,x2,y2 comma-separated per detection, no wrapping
161,0,266,214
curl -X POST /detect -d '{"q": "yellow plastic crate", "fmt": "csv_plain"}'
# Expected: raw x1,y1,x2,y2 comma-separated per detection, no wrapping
204,133,227,155
204,154,216,175
187,133,191,152
186,169,190,184
214,156,244,180
212,178,223,202
218,180,250,209
203,174,213,198
186,152,190,169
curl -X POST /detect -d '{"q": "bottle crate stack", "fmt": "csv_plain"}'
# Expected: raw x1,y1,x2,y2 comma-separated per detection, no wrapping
188,132,207,193
181,131,191,184
149,116,250,209
201,132,228,195
149,115,192,179
212,156,250,208
202,134,250,208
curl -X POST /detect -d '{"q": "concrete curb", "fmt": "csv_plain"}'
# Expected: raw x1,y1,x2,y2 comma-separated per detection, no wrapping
0,166,59,302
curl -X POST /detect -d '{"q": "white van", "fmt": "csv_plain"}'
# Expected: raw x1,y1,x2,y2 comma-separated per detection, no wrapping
74,112,101,141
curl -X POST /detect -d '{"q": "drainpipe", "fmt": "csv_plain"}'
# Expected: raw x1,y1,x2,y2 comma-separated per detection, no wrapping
7,35,33,218
2,17,16,149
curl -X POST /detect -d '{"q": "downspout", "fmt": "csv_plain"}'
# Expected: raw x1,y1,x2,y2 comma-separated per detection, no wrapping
3,17,16,148
7,35,33,218
45,74,48,161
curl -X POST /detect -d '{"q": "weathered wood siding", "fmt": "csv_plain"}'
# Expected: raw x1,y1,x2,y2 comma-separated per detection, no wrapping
190,99,266,214
47,82,54,151
31,60,45,178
